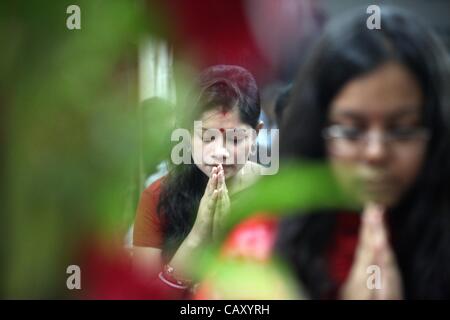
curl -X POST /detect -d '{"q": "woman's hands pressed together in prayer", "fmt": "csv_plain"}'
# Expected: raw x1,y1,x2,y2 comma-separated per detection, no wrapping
168,164,231,280
340,203,403,300
191,164,231,244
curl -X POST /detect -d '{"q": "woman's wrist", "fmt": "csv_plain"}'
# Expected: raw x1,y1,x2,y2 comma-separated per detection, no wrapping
168,233,202,280
158,264,193,290
186,225,208,248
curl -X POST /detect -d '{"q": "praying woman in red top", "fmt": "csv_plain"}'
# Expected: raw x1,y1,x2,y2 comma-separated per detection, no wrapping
132,65,266,294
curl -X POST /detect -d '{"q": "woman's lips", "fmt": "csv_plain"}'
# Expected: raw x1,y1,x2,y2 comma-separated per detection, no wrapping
209,164,235,168
208,164,235,173
222,164,235,169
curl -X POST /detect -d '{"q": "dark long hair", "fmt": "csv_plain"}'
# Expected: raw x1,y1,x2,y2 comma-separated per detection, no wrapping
158,65,261,260
276,7,450,299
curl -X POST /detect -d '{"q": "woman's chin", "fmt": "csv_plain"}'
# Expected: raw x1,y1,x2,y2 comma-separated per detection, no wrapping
198,164,237,179
359,192,399,208
223,166,237,179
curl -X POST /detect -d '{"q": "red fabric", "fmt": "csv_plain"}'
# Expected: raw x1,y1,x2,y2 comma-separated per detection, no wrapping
221,213,361,298
326,213,360,289
133,178,165,248
164,0,274,84
77,236,187,300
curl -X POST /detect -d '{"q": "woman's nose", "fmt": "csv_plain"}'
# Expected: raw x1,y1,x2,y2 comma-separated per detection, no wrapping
362,132,389,165
212,143,230,162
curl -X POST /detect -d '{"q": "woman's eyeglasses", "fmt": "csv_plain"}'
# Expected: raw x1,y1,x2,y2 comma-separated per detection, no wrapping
322,124,430,154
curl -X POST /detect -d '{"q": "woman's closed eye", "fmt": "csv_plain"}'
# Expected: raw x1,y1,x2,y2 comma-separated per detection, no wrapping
228,136,245,145
203,135,216,143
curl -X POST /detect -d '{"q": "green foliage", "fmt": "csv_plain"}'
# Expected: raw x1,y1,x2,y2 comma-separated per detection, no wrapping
0,0,169,298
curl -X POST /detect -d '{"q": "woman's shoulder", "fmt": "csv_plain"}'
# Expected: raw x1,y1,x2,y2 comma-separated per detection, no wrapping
233,161,268,191
244,161,268,175
142,176,166,199
137,176,167,222
133,176,167,248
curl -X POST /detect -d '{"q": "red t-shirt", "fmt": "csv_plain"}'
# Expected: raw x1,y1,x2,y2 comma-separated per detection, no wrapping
133,178,165,248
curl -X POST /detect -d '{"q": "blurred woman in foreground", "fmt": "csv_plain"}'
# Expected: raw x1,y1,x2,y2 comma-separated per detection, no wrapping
275,7,450,299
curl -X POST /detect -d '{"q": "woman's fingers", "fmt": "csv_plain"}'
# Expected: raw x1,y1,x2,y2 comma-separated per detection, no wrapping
212,166,231,240
341,203,386,299
222,187,230,212
221,169,228,194
200,164,231,241
211,165,225,200
213,188,231,238
217,187,229,215
207,189,219,211
365,203,392,264
192,180,219,243
216,166,229,215
206,167,218,197
371,206,403,299
217,164,225,189
342,203,403,299
354,203,380,264
212,188,223,240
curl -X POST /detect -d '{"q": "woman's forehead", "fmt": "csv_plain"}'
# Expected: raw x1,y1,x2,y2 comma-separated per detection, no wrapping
329,63,423,120
200,107,249,129
329,104,422,122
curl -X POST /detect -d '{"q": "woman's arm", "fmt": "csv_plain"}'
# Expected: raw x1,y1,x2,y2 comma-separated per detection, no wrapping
132,165,228,286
